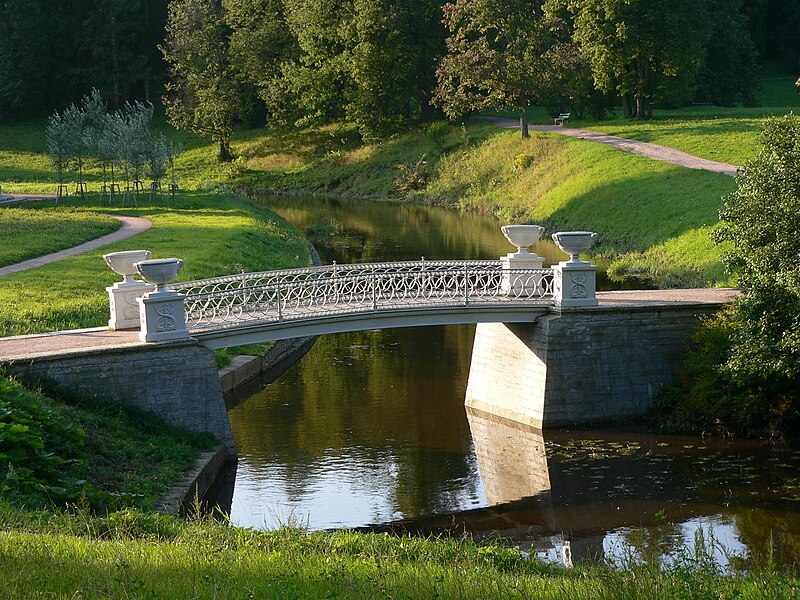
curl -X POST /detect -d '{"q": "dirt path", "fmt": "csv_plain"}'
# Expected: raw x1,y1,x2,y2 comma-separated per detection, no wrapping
484,118,739,177
0,214,153,277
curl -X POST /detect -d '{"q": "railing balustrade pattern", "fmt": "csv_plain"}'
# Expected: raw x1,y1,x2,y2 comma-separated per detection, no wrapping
169,260,554,332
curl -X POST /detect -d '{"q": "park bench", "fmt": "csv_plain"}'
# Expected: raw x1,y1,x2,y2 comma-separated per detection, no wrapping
554,112,571,126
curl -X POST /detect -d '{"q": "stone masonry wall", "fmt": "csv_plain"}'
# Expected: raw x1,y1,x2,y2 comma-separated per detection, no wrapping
7,340,234,454
466,304,721,428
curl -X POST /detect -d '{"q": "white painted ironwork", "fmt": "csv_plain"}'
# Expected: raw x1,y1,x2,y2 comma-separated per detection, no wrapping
169,260,554,334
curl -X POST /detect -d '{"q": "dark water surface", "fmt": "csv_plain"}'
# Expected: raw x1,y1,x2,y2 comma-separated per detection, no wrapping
222,195,800,569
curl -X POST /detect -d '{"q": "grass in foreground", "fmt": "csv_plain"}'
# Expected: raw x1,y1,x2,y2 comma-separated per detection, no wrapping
0,505,797,599
0,207,119,267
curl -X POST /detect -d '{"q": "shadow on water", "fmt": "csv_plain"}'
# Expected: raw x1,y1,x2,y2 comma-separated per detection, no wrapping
207,194,799,570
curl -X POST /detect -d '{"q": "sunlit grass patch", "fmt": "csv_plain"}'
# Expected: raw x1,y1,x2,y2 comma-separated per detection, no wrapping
0,208,120,267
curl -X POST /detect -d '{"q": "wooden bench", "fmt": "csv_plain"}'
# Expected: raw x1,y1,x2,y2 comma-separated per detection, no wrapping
554,113,571,126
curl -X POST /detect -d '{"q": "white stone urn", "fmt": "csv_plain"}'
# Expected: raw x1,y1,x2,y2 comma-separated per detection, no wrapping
135,258,184,292
104,250,151,283
135,258,189,343
551,231,598,264
501,225,545,255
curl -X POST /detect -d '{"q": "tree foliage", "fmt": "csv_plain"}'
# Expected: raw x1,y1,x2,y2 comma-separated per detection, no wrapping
714,114,800,430
562,0,709,118
0,0,166,120
433,0,573,137
162,0,240,160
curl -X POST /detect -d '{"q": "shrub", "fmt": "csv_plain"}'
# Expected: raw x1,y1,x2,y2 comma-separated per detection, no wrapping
394,155,430,193
0,377,87,503
714,113,800,433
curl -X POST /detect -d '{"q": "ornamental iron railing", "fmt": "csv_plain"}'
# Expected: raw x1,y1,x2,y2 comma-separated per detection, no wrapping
169,260,555,333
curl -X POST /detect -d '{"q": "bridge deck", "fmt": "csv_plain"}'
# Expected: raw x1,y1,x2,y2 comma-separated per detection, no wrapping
0,288,739,361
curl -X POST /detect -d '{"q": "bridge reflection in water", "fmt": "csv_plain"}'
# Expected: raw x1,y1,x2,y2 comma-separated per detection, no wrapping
334,411,797,569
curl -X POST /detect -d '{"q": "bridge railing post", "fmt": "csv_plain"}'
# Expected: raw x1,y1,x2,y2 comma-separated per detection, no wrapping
277,281,283,321
371,267,377,310
464,263,469,306
551,232,599,308
134,258,191,342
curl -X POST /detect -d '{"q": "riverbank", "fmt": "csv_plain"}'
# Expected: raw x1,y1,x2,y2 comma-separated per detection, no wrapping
220,120,736,288
1,503,796,599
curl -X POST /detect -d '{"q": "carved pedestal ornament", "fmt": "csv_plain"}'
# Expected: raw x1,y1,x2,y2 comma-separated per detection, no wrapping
551,232,599,308
103,250,154,330
500,224,546,296
135,258,190,342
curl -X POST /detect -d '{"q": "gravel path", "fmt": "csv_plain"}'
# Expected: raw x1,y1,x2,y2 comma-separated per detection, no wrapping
484,118,739,177
0,214,153,277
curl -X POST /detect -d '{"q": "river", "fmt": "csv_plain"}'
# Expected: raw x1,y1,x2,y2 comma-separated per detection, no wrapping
218,195,800,569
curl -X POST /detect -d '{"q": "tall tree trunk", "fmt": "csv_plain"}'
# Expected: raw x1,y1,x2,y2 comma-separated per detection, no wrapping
519,98,529,139
622,94,632,118
635,95,646,119
635,57,646,119
219,139,233,162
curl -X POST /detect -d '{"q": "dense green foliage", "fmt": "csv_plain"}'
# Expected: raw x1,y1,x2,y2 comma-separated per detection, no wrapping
1,0,797,132
434,0,594,136
162,0,240,160
0,376,214,511
715,114,800,430
0,0,166,119
656,115,800,436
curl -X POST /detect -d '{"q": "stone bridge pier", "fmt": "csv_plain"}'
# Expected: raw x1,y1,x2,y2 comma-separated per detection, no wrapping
465,289,737,429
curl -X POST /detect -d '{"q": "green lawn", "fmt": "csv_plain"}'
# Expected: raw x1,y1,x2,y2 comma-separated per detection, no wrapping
554,68,800,166
0,208,120,267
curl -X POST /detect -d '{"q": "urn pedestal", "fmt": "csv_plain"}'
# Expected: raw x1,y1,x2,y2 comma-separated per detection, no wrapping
135,258,190,343
137,290,190,342
107,280,153,329
552,261,598,308
551,231,599,308
500,225,545,296
103,250,153,330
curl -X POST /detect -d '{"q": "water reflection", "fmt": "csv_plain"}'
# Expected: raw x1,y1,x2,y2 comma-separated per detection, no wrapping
360,411,800,569
227,324,485,530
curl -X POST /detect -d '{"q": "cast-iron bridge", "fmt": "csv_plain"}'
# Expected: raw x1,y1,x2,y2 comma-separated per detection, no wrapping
168,260,557,349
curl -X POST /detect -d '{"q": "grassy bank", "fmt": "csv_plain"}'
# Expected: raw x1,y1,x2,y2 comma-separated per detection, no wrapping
219,121,734,287
0,506,796,599
0,208,120,267
0,375,214,511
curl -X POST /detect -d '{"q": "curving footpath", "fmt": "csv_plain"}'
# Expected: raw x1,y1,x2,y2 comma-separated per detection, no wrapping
0,214,152,277
484,117,739,177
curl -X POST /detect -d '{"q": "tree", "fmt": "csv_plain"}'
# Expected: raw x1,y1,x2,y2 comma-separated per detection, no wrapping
715,114,800,428
433,0,572,138
692,0,759,107
346,0,417,140
225,0,298,125
278,0,354,127
162,0,240,161
564,0,709,118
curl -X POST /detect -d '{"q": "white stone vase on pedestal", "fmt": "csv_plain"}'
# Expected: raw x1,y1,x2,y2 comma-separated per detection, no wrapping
104,250,154,330
500,225,546,296
551,231,599,308
135,258,190,342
